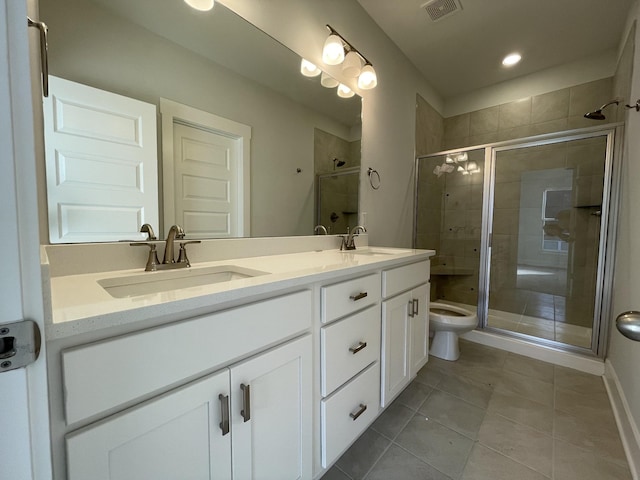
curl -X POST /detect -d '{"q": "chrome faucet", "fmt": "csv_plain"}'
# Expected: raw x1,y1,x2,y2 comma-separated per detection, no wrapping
314,224,328,235
340,225,367,250
162,224,185,264
140,223,157,240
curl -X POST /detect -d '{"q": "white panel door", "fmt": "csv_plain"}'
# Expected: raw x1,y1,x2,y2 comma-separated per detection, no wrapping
410,283,430,376
230,335,312,480
173,122,240,238
66,370,232,480
43,75,158,243
0,2,51,478
381,292,412,407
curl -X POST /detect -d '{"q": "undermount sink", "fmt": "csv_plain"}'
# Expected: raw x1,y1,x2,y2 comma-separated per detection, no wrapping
348,248,413,257
98,265,269,298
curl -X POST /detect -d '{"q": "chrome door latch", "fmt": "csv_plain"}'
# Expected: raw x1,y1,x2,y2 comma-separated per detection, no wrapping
0,320,41,373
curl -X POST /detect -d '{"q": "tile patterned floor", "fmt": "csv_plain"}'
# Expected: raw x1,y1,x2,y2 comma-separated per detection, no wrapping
322,340,632,480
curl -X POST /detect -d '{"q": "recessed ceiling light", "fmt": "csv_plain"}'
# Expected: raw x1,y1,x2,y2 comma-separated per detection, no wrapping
502,53,522,67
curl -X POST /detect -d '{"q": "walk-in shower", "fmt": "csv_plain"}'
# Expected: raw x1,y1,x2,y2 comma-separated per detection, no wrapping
414,125,622,356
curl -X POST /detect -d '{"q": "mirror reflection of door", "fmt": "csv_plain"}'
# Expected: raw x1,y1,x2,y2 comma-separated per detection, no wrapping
161,99,251,239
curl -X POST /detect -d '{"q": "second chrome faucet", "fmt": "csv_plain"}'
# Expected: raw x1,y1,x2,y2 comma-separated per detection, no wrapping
131,224,200,271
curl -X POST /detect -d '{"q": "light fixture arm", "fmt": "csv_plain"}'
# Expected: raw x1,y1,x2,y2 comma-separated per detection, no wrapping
325,24,372,66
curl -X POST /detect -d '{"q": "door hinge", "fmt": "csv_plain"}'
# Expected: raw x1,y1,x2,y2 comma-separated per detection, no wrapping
0,320,41,373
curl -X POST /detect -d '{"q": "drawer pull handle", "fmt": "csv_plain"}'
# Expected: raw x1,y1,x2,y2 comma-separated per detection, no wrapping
413,298,419,316
350,292,368,301
349,403,367,421
240,383,251,422
408,300,415,317
349,341,367,354
218,394,230,436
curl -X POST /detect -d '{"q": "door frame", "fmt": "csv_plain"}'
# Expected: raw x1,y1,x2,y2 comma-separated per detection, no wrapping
1,0,52,477
160,98,251,238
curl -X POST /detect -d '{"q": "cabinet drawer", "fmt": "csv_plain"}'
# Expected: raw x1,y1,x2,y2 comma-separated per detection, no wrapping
321,362,380,468
321,305,380,396
62,290,311,425
321,273,381,323
382,261,430,299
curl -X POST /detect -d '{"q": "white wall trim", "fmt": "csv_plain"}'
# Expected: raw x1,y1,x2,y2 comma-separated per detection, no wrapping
461,330,605,375
160,98,251,238
604,359,640,480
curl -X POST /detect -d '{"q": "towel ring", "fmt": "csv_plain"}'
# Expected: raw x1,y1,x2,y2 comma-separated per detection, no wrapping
367,167,381,190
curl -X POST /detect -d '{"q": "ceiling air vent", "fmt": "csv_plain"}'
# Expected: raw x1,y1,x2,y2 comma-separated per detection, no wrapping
423,0,463,22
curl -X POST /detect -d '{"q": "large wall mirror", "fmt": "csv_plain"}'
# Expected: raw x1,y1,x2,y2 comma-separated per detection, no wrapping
40,0,362,242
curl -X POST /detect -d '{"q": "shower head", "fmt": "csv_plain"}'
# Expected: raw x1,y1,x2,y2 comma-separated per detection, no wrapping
333,158,346,169
584,100,620,120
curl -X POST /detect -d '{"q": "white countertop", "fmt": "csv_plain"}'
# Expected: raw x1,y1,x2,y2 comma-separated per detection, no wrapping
44,246,434,340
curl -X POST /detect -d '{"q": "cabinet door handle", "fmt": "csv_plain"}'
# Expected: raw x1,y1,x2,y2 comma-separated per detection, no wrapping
349,403,367,421
218,394,230,436
413,298,419,316
349,341,367,354
240,383,251,422
349,292,368,301
408,300,415,317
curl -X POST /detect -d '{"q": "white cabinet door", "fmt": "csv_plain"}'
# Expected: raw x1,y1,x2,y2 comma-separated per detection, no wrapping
381,291,412,407
410,283,430,376
230,335,312,480
66,370,232,480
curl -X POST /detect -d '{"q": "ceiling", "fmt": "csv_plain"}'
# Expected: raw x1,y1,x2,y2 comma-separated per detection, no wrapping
357,0,634,99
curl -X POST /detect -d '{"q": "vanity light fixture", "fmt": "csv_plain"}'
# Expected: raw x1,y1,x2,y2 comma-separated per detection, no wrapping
502,52,522,67
337,83,355,98
320,71,339,88
322,25,378,90
184,0,214,11
300,59,321,77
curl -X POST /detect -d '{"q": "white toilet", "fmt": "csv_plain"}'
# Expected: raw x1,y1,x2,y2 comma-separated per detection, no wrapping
429,302,478,361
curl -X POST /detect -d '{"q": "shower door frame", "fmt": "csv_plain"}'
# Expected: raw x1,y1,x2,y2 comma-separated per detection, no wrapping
415,123,624,358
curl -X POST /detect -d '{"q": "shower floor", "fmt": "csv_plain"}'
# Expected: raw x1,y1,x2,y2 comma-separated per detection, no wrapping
437,299,592,348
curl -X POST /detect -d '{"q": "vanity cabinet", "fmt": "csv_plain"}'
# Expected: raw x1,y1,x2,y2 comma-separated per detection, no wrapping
66,334,312,480
319,274,382,468
59,290,312,480
380,261,430,407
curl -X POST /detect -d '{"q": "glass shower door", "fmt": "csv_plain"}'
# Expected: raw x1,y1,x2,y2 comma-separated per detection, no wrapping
485,134,610,350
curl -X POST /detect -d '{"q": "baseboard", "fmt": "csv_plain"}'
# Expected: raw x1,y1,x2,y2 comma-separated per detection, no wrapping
604,360,640,480
461,330,605,375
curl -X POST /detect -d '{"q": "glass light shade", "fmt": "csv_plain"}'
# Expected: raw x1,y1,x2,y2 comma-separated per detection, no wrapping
357,64,377,89
457,165,465,172
322,35,345,65
457,152,468,162
337,83,355,98
445,156,454,164
462,170,470,175
320,72,339,88
300,59,321,77
467,161,478,171
184,0,214,11
342,51,363,77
